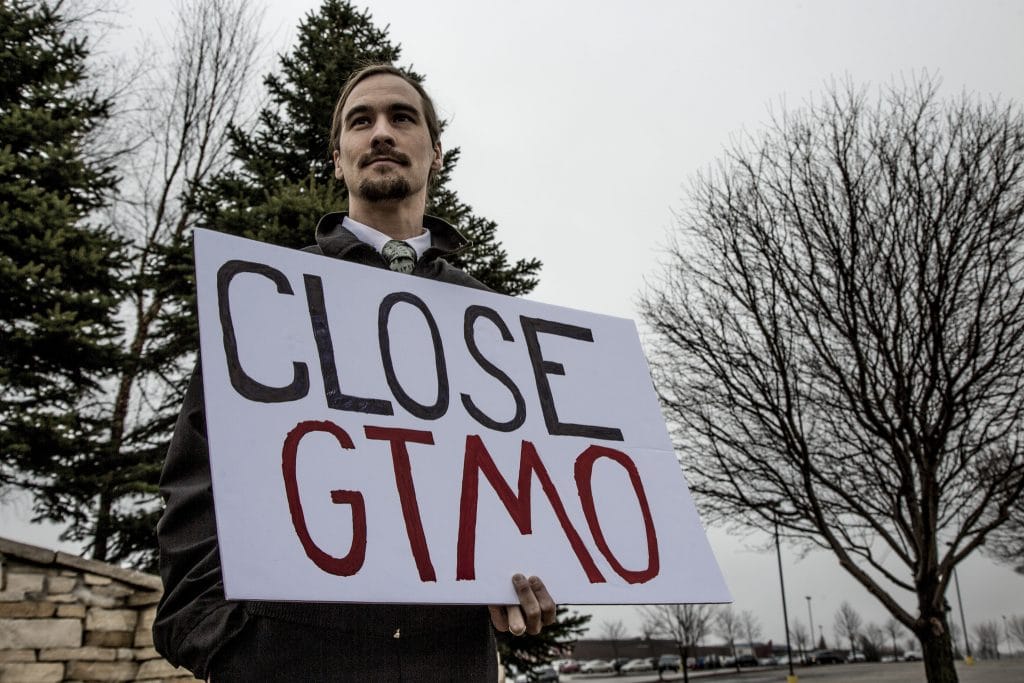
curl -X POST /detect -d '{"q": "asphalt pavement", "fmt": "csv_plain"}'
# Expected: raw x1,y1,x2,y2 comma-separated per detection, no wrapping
563,659,1024,683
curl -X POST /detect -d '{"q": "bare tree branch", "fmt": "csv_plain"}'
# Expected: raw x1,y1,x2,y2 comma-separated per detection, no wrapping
89,0,265,562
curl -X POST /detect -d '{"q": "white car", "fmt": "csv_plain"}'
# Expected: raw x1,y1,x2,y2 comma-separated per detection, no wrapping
903,651,922,661
580,659,615,673
621,658,654,672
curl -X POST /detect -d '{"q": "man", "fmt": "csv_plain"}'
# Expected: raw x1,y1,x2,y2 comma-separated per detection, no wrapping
154,64,556,681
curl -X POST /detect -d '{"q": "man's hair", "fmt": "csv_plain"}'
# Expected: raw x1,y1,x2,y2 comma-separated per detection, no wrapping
329,63,442,157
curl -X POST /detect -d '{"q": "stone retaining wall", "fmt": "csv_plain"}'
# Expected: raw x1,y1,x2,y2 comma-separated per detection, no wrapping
0,537,192,682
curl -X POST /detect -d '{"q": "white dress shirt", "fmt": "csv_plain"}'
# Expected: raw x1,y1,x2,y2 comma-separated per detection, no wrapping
342,215,433,260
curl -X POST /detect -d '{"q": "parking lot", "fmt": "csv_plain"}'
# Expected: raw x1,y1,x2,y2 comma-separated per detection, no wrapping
561,659,1024,683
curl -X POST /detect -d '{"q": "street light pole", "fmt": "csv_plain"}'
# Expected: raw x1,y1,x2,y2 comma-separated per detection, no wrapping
805,596,815,652
774,516,797,683
951,562,973,664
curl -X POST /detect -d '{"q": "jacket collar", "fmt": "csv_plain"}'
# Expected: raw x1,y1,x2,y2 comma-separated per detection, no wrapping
315,211,470,260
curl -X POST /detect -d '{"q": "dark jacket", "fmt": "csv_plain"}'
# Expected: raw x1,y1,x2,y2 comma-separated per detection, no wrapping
154,213,498,681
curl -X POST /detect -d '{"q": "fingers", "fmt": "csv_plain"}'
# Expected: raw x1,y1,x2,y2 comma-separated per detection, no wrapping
529,575,557,627
513,573,557,635
507,605,527,636
488,605,509,632
488,605,526,636
490,574,559,637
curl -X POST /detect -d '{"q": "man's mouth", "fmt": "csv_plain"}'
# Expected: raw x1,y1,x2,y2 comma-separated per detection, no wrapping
363,155,407,167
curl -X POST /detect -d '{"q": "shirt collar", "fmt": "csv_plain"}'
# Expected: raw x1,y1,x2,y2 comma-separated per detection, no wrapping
341,215,433,260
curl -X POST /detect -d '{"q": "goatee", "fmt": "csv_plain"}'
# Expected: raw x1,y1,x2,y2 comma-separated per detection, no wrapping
358,176,412,202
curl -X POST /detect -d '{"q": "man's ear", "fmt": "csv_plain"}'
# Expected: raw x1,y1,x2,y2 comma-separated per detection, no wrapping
333,149,344,181
431,142,443,172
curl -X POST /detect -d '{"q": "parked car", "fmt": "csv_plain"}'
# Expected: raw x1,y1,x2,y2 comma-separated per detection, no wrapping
811,649,847,664
694,654,724,669
621,658,654,673
902,650,922,662
530,665,560,682
580,659,615,674
556,659,580,673
657,654,682,672
757,656,778,666
848,651,867,662
736,654,759,667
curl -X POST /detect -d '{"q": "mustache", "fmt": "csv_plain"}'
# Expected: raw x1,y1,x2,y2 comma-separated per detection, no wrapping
359,144,410,167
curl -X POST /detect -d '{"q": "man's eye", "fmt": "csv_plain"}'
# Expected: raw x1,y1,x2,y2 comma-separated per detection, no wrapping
394,113,414,123
351,116,371,127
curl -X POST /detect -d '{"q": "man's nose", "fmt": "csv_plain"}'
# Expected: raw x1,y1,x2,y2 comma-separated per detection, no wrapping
369,118,396,145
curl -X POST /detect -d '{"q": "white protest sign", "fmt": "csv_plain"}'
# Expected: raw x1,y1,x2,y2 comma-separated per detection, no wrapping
194,228,730,606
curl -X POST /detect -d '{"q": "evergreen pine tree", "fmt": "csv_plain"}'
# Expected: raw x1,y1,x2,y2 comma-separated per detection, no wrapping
0,0,125,525
183,1,570,664
5,0,263,569
188,0,540,296
498,606,591,676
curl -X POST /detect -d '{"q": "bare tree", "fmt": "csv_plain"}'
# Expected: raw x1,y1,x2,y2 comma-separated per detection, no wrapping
80,0,265,565
642,604,713,683
972,621,1001,659
640,75,1024,683
861,623,886,661
715,606,743,672
599,619,628,670
884,617,905,661
834,602,863,657
1007,615,1024,652
741,610,762,657
639,618,658,642
791,619,809,663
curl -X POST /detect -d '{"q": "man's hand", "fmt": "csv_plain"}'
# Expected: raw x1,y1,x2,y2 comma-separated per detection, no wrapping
489,574,557,636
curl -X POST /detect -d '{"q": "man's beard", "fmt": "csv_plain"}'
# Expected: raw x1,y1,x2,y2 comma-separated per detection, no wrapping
358,175,413,202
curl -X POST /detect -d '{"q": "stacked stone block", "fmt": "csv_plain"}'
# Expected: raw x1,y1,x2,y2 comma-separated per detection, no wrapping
0,537,192,682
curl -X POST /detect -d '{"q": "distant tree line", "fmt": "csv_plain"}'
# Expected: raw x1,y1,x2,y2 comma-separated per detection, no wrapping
590,603,1024,666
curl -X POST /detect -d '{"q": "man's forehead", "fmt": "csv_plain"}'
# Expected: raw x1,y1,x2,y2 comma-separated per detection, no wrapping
342,74,424,116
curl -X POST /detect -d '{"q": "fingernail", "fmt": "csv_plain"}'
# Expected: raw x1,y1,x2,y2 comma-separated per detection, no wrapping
513,573,526,584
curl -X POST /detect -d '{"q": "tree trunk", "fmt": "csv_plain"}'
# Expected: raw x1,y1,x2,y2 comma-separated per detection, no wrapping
918,613,959,683
92,486,112,561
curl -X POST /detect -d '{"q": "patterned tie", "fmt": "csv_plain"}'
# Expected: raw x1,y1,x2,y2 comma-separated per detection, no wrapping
381,240,417,274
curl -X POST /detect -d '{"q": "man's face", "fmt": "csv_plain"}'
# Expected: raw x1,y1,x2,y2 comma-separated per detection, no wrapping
333,74,442,205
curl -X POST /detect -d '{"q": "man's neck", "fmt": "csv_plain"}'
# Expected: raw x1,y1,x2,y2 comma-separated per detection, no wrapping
348,198,427,241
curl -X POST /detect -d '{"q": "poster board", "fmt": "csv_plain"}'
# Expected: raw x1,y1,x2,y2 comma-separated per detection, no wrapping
193,228,730,605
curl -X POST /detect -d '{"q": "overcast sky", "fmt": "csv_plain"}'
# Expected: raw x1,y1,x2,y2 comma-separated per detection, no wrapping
5,0,1023,649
